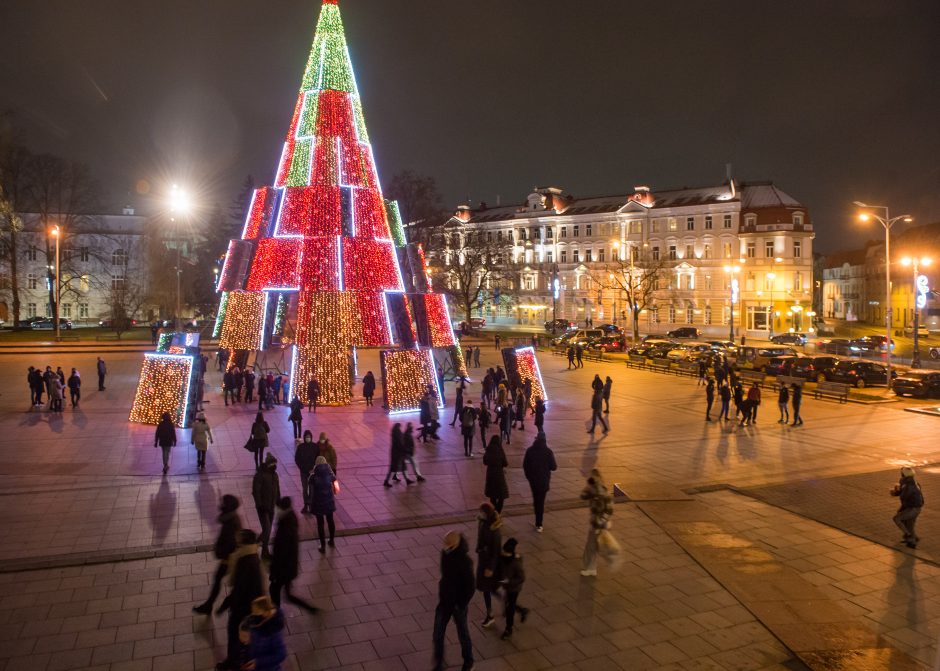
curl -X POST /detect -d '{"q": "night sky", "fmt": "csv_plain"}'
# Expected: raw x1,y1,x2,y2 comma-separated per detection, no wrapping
1,0,938,251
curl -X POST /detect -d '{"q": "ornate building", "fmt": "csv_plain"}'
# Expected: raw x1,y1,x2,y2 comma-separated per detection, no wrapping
439,180,815,338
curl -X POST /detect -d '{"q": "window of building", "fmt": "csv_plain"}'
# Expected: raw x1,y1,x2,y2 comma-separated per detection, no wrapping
704,305,712,325
746,242,756,258
585,250,593,263
793,213,803,227
668,305,676,323
486,231,492,242
45,303,52,317
112,248,128,266
686,217,695,231
80,247,90,262
745,214,757,227
26,303,36,318
631,246,639,263
524,276,533,290
652,246,660,261
705,215,713,230
573,250,580,263
630,221,642,234
723,214,732,229
497,230,503,241
703,244,712,259
668,245,677,260
61,303,72,318
723,243,732,258
546,251,553,263
111,275,126,291
27,245,38,261
507,231,513,242
794,272,802,290
62,246,73,261
560,250,567,263
683,274,693,290
598,248,605,262
79,303,88,318
586,224,592,236
27,273,38,290
546,228,553,239
573,226,580,238
668,219,677,231
685,244,694,259
765,241,774,258
518,228,527,241
560,227,567,238
794,240,802,258
651,221,659,233
686,307,694,324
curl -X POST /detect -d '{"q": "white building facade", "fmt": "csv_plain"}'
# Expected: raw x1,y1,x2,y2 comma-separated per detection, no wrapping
442,181,815,338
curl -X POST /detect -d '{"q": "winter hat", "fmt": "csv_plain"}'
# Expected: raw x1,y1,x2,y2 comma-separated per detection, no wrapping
264,453,277,465
901,467,916,478
503,538,518,553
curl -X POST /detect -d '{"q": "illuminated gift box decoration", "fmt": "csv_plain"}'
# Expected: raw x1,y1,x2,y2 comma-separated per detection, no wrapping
500,346,548,408
245,238,302,291
129,353,196,427
242,187,280,240
219,291,265,350
381,348,441,413
278,186,342,236
289,344,351,406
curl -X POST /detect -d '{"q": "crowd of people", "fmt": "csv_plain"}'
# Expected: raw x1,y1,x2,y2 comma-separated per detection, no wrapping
25,357,107,411
701,357,804,426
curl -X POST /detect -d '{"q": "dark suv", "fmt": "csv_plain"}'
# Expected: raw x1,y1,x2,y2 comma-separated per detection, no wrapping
764,356,797,376
666,327,700,338
789,356,840,382
821,360,894,387
893,371,940,398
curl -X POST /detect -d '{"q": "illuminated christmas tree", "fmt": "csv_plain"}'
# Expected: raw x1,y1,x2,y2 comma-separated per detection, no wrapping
214,0,463,409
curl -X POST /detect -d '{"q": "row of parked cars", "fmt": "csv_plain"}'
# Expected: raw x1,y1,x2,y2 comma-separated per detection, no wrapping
550,324,630,353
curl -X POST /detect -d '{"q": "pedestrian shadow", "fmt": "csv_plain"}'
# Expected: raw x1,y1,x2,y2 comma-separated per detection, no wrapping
48,412,65,434
70,409,88,430
19,411,44,427
580,440,600,473
887,553,923,636
196,476,220,529
149,479,177,548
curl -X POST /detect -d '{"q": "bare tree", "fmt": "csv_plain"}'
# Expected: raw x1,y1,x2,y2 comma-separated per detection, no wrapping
592,247,668,341
0,139,30,327
107,279,148,340
385,170,448,248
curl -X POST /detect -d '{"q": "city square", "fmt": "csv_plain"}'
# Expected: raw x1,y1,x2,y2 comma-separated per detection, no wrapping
1,0,939,670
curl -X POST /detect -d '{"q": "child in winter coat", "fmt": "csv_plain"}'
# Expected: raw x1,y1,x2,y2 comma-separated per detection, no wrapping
239,596,287,671
498,538,529,639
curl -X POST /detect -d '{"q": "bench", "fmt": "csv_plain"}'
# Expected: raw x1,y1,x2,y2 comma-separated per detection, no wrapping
582,349,604,363
676,361,699,378
736,369,767,388
814,381,850,403
773,375,804,391
625,355,647,370
650,357,673,374
551,347,566,357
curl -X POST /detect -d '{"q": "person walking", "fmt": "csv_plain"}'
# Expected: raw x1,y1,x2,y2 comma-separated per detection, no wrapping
428,390,441,438
306,375,320,413
473,346,481,368
567,345,575,369
459,402,477,457
494,334,501,350
419,391,433,443
697,359,708,386
191,412,214,470
450,385,465,427
575,343,584,368
67,368,81,408
790,383,803,426
252,454,280,558
242,596,288,671
498,538,529,640
777,384,790,423
288,396,303,440
244,369,256,403
269,497,318,612
383,423,413,486
216,529,264,671
522,377,533,415
96,357,107,391
256,375,268,411
250,412,270,469
477,403,491,451
402,422,425,481
51,376,65,413
431,531,475,671
362,370,376,407
223,369,236,406
523,433,556,532
193,494,242,615
732,382,744,419
294,430,318,514
271,375,282,406
591,374,603,394
476,502,502,630
745,382,761,424
890,467,924,549
602,376,613,413
587,390,608,434
705,378,715,421
718,382,731,421
497,401,513,445
309,456,337,553
233,367,244,403
580,469,614,577
150,322,159,346
483,436,509,513
534,398,546,433
154,412,176,475
513,391,526,431
28,367,42,406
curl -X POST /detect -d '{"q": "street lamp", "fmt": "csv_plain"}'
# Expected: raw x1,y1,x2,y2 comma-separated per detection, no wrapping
901,256,932,368
854,202,913,385
50,225,60,341
724,265,740,342
169,185,191,330
766,272,776,338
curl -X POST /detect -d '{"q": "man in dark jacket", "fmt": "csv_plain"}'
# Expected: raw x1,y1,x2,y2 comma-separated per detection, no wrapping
252,454,281,558
587,390,608,434
294,431,318,513
96,357,107,391
193,494,242,615
217,529,264,671
523,433,557,532
222,369,235,406
891,467,924,548
498,538,529,640
705,378,715,421
244,369,255,403
601,376,613,413
269,497,317,612
432,531,475,671
67,368,81,408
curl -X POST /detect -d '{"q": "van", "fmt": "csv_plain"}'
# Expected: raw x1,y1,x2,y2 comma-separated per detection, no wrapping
568,329,604,345
737,346,798,371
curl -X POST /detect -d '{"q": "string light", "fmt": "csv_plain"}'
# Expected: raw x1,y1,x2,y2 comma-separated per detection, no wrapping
278,186,341,236
381,348,438,413
219,291,265,350
242,187,278,239
290,342,351,406
412,293,457,348
218,240,254,291
504,346,548,407
156,332,173,352
129,353,195,427
342,239,402,291
245,238,302,291
273,294,287,335
353,189,389,238
213,292,229,338
386,200,406,247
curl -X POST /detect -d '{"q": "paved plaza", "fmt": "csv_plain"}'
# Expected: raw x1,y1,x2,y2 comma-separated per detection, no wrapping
0,339,939,669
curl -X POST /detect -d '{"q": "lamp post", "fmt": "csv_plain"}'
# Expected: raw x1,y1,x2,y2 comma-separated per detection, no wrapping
766,272,776,338
854,202,913,386
902,256,932,368
169,185,191,331
724,265,740,342
50,225,60,341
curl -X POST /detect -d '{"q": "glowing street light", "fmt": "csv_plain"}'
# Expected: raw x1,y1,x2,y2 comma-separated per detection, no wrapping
724,265,740,342
901,256,932,368
168,184,191,330
50,225,61,340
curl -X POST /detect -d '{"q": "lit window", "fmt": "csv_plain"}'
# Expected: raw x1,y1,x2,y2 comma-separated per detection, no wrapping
703,244,712,259
794,240,802,258
723,243,732,258
668,219,677,231
686,217,695,231
765,241,774,258
746,242,756,258
630,221,642,234
723,214,732,229
794,213,803,226
704,215,713,230
586,225,593,236
668,245,677,260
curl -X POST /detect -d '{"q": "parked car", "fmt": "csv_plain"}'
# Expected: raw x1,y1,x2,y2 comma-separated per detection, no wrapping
764,356,797,376
666,327,700,339
99,317,138,328
813,319,835,335
903,323,929,338
666,345,692,361
789,356,840,382
545,319,574,332
849,335,895,353
31,318,73,330
556,329,603,348
931,347,940,360
892,370,940,398
739,346,798,371
648,343,678,359
817,338,854,355
821,360,895,387
469,317,486,328
597,323,622,334
770,333,807,346
590,335,626,353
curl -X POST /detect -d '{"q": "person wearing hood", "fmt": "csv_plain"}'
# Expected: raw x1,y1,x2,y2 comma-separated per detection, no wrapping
154,412,177,475
580,469,614,577
523,433,557,532
316,432,337,474
483,436,509,513
294,430,318,514
216,529,265,671
288,396,303,440
498,538,529,640
191,412,214,470
252,454,281,558
309,456,337,553
432,531,475,671
383,423,413,487
533,398,545,433
362,370,376,407
476,501,502,629
242,596,287,671
250,412,270,469
194,494,242,615
66,368,81,408
306,375,320,413
269,497,317,613
891,466,924,548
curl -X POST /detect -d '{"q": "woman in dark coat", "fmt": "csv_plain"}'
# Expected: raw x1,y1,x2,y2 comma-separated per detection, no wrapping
153,412,176,475
383,423,413,487
288,396,303,440
308,456,337,553
483,436,509,513
250,412,270,469
362,371,376,407
269,497,317,613
534,398,545,433
476,501,503,629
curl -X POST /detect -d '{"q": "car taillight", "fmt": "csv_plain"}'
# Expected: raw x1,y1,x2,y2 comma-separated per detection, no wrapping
807,365,814,371
849,370,857,375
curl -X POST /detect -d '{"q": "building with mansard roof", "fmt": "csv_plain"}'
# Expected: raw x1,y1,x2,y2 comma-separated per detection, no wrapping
437,179,815,338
